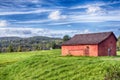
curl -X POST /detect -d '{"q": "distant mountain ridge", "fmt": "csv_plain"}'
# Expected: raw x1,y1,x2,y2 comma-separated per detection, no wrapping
0,36,61,41
0,37,21,41
0,36,62,52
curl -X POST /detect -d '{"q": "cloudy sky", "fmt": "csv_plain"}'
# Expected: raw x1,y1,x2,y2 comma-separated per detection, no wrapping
0,0,120,38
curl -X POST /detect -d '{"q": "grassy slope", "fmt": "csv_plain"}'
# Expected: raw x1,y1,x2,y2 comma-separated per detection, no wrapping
0,50,120,80
0,51,44,68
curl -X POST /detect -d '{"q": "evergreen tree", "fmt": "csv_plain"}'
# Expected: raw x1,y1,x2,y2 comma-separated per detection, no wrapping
17,45,22,52
118,36,120,40
63,35,71,42
51,41,56,49
7,44,14,52
0,49,1,53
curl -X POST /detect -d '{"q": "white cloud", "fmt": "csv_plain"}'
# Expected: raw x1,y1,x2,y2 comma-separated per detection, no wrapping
0,20,8,27
86,6,105,15
47,13,120,25
69,14,120,23
0,27,90,38
71,3,106,16
88,6,100,13
84,29,90,33
71,2,120,9
30,0,40,3
0,9,52,16
48,10,67,20
70,2,105,9
16,19,51,24
0,28,47,37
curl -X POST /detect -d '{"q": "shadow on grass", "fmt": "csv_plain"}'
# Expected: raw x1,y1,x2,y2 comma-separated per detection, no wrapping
0,61,16,68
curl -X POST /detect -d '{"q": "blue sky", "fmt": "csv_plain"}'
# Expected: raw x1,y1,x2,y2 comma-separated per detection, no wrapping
0,0,120,38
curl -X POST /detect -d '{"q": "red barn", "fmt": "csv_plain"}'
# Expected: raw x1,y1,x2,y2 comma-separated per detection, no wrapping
62,32,117,56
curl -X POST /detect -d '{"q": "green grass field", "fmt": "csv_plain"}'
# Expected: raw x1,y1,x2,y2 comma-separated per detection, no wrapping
0,50,120,80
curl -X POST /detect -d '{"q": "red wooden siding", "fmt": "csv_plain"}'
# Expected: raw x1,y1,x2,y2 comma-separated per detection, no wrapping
62,45,98,56
98,34,116,56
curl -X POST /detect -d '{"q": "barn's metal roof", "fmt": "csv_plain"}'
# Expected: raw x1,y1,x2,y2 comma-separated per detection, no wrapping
62,32,117,45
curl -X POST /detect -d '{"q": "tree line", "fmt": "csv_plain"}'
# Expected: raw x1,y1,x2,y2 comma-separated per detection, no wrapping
117,36,120,51
0,35,71,53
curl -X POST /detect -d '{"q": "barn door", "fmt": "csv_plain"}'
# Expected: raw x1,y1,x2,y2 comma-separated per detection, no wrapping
108,42,113,56
108,48,111,56
85,46,89,56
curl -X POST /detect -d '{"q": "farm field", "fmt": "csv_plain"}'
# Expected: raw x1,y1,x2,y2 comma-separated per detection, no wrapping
0,50,120,80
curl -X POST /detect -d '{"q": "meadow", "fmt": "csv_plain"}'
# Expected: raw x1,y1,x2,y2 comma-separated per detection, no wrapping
0,50,120,80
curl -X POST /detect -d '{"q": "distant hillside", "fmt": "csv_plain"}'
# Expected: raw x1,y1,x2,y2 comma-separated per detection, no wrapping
0,36,62,52
0,36,61,41
0,37,21,41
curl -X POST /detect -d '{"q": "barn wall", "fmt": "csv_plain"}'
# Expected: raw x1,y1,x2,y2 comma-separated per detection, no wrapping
98,34,116,56
62,45,98,56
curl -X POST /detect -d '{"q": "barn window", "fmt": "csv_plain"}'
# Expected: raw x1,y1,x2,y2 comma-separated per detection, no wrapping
85,46,89,56
86,46,89,49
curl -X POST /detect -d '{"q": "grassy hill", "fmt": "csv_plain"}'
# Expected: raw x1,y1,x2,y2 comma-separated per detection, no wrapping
0,50,120,80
